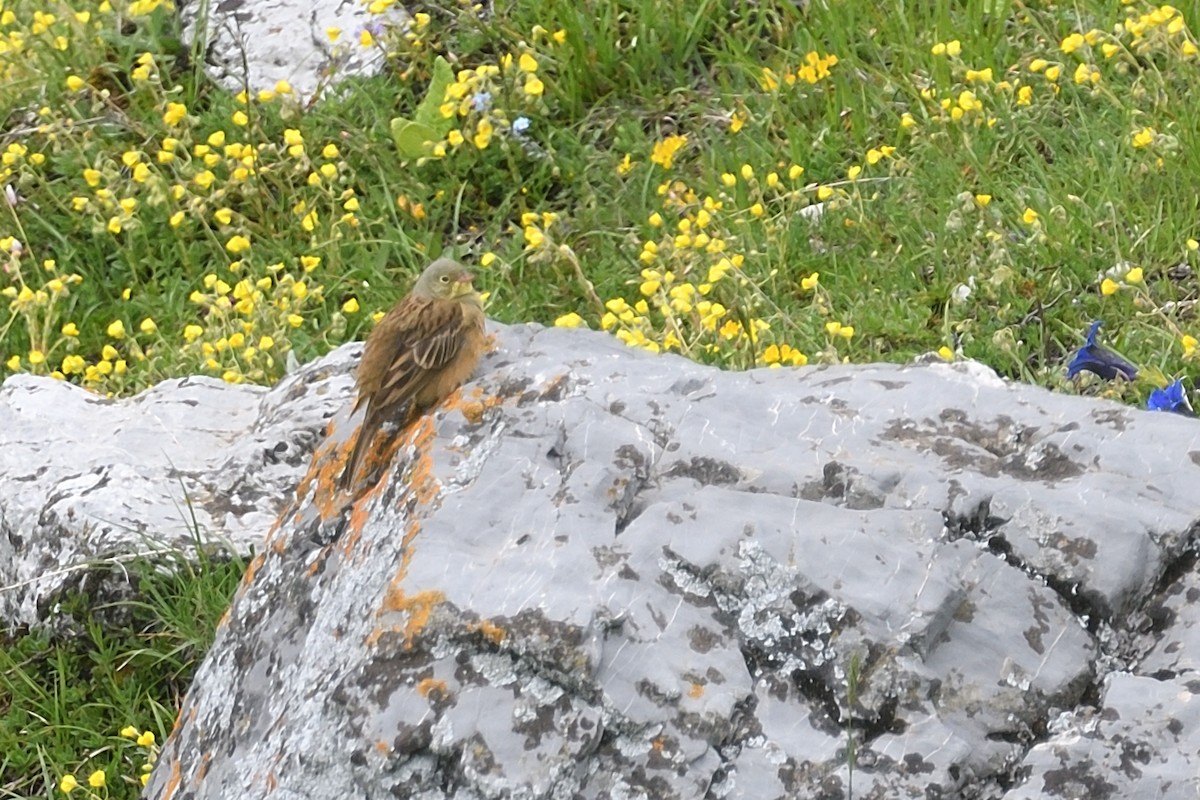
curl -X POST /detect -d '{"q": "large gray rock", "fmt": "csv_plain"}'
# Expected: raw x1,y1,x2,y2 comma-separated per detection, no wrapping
140,323,1200,799
0,350,355,628
178,0,412,101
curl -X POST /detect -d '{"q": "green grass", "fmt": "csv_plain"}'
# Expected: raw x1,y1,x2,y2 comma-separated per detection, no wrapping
0,544,245,798
3,0,1200,792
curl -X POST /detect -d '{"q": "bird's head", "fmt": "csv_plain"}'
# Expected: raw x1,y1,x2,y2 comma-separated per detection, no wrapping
413,257,478,301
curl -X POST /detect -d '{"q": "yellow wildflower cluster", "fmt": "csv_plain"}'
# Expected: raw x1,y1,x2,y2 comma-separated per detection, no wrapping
60,723,159,794
182,256,325,384
429,41,558,158
759,51,839,90
1118,3,1198,57
571,174,822,369
1,253,86,378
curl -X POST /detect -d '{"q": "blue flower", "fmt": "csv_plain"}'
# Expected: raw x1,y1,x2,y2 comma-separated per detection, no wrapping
1066,321,1138,381
512,116,531,136
1147,379,1193,415
471,92,493,112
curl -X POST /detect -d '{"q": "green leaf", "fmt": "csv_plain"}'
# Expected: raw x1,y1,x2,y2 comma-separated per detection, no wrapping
414,55,455,130
389,119,440,160
389,56,456,160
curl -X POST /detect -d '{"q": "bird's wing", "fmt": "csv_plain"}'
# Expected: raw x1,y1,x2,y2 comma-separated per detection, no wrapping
370,297,467,406
410,299,470,370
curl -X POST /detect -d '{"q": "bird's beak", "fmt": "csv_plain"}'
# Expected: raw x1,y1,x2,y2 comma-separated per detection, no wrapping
450,271,476,298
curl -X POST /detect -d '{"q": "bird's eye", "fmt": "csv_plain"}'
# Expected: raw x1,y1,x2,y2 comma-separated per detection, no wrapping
440,275,450,283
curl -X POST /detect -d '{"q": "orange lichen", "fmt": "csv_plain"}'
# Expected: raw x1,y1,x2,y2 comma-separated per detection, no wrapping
377,587,446,648
416,677,448,697
457,387,505,424
240,553,264,587
160,760,181,800
688,682,704,699
470,619,507,644
376,740,391,753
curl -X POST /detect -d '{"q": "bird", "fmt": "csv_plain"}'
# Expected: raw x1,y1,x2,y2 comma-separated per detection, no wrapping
339,257,486,490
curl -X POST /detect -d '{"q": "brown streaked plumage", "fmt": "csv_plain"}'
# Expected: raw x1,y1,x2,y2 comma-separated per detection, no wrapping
339,257,486,490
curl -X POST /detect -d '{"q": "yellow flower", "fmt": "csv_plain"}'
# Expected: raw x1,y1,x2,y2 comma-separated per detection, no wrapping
720,173,736,187
1124,267,1143,284
183,324,204,342
1017,85,1033,105
938,345,955,361
342,297,360,314
648,212,663,227
62,322,80,337
107,320,126,339
617,154,634,175
650,134,687,170
301,255,321,270
1101,277,1119,295
1131,127,1155,148
139,317,158,334
232,110,249,126
59,774,78,793
1029,58,1048,72
801,272,819,290
65,75,85,91
740,164,754,181
1182,335,1197,357
28,350,45,365
975,194,992,207
554,312,585,328
788,164,804,180
225,235,251,254
162,102,187,126
1021,207,1039,225
1060,32,1085,53
519,52,538,72
102,344,119,361
170,211,185,227
749,202,765,218
1044,65,1061,81
524,226,545,249
214,208,233,225
88,771,106,789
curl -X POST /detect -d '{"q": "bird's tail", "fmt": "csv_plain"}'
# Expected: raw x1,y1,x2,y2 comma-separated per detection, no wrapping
339,416,377,491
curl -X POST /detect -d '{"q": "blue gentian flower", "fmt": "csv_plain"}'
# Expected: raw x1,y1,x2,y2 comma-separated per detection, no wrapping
1147,379,1193,415
512,116,531,136
1066,321,1138,381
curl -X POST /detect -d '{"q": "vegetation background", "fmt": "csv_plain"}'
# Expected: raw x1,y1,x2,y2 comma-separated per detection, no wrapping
2,0,1198,795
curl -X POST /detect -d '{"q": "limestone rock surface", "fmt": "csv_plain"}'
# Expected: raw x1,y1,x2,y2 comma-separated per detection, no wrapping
178,0,412,101
140,324,1200,799
0,349,355,628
